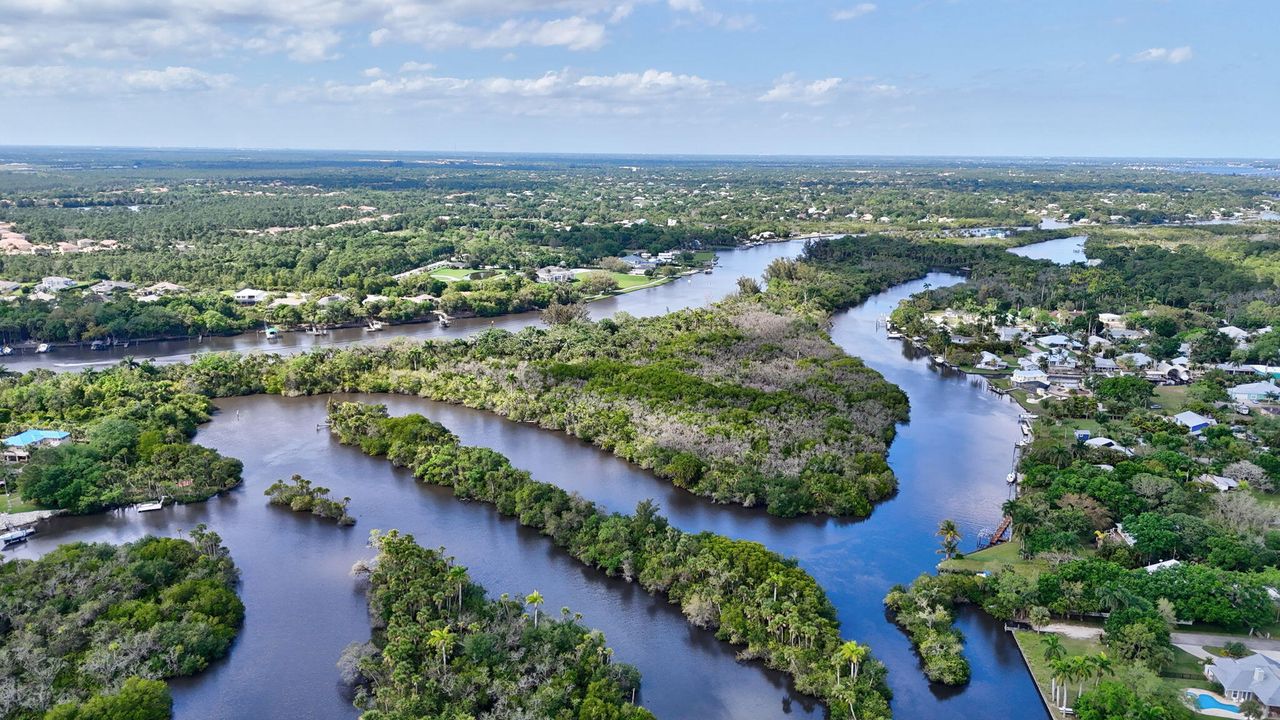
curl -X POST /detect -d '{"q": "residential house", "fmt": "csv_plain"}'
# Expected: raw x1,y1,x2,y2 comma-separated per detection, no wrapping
1011,368,1049,385
1084,437,1132,455
315,293,349,306
0,280,20,293
3,429,70,462
1220,326,1252,344
1198,474,1240,492
1087,334,1113,349
36,276,77,293
1097,313,1127,330
1108,328,1147,341
1173,410,1217,434
536,266,575,283
1229,380,1280,404
996,327,1025,343
1117,352,1154,369
88,280,136,296
1142,559,1182,573
142,281,187,296
234,288,270,304
1093,357,1120,374
1035,334,1074,349
1205,653,1280,715
269,293,308,308
976,351,1007,370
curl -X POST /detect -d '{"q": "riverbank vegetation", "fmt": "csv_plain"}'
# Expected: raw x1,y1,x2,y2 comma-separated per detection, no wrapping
345,529,653,719
327,401,893,719
264,474,354,526
0,366,242,514
0,526,243,720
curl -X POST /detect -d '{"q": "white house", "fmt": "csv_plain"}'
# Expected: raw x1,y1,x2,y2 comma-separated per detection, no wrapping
1199,474,1240,492
36,276,77,293
1085,437,1132,455
977,352,1007,371
88,280,136,296
1035,334,1074,349
536,266,575,283
1229,380,1280,404
1174,411,1217,434
1012,368,1049,385
1097,313,1126,330
1117,352,1154,369
234,288,270,304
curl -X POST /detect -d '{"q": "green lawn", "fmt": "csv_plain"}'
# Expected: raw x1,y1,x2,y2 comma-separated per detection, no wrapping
1013,630,1104,720
1153,385,1190,415
430,268,506,282
3,493,40,514
1058,419,1106,442
940,541,1047,578
692,251,716,263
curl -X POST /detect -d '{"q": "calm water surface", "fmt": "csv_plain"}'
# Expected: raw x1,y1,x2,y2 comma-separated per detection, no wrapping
5,239,1060,719
1007,234,1089,264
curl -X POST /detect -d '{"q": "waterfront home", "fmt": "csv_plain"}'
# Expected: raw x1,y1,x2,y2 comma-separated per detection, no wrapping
619,254,656,270
1229,380,1280,404
1012,368,1049,385
36,276,77,293
234,287,270,304
977,351,1007,370
1199,474,1240,492
1204,653,1280,715
996,327,1025,343
362,294,390,305
1174,411,1217,434
315,293,349,306
536,266,575,283
1084,437,1132,455
3,429,70,461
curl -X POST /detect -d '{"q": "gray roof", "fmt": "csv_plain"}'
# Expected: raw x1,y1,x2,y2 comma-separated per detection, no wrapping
1208,654,1280,706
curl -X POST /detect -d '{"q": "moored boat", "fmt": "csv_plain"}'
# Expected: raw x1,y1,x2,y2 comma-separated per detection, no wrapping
1,527,35,546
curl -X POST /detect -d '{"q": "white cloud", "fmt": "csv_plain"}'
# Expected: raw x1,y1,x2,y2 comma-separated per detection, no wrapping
0,64,233,96
399,61,436,73
1131,46,1193,64
832,3,877,21
759,74,844,105
122,65,234,91
297,66,716,117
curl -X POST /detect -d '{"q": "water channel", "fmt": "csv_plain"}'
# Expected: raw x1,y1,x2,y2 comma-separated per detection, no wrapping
4,238,1055,719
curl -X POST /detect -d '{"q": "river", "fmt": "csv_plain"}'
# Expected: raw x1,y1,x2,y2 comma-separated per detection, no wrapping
3,240,1052,719
0,242,802,375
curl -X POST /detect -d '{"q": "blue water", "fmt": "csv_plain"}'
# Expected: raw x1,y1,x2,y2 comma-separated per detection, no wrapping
1189,691,1241,712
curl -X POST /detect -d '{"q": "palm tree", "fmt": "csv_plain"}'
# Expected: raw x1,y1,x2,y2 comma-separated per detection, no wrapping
525,590,545,628
1040,634,1066,663
447,566,467,609
428,627,455,671
936,519,961,560
1090,652,1113,687
836,640,869,683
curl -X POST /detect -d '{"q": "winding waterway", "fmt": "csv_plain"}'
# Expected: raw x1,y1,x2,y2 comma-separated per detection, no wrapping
4,239,1052,719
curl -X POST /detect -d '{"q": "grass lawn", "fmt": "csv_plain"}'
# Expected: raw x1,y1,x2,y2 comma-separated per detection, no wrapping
1057,419,1106,442
2,494,40,514
1013,630,1104,720
692,251,716,263
430,268,506,282
1153,385,1190,415
939,541,1048,578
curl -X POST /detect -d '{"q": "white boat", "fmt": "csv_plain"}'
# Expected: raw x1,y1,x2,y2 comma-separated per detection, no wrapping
365,320,385,332
306,325,328,336
1,346,10,355
1,527,35,546
1006,472,1018,484
932,355,947,365
886,332,904,340
136,498,166,512
264,327,280,340
35,343,50,353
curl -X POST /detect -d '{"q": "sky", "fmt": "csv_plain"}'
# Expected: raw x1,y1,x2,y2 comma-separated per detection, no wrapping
0,0,1277,157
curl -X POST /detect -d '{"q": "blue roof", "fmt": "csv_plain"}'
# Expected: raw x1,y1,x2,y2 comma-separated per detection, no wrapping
3,429,70,447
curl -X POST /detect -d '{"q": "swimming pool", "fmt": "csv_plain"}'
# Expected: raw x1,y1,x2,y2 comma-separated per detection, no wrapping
1187,690,1241,713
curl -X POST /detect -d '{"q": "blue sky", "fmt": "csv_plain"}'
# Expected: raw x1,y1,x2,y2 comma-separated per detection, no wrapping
1,0,1277,157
